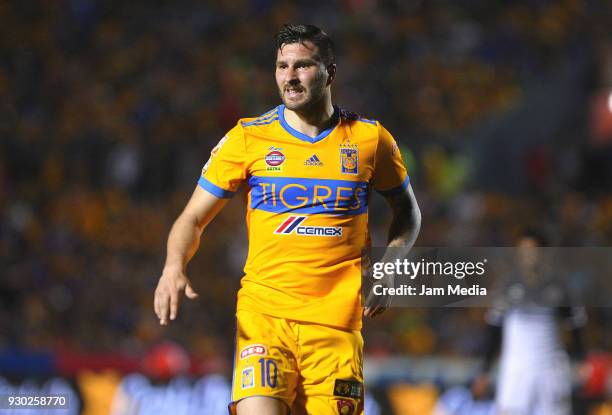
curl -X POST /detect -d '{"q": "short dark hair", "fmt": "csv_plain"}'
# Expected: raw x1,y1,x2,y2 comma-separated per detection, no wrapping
275,24,335,66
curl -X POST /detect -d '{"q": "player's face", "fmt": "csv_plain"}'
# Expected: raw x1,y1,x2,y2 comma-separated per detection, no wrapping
275,42,329,111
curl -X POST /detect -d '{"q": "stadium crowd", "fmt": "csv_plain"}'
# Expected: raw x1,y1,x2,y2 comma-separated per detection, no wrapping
1,0,611,408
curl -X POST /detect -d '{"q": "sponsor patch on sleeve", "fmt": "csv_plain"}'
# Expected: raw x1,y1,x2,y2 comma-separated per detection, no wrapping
211,135,229,155
241,366,254,389
239,344,267,359
333,379,362,399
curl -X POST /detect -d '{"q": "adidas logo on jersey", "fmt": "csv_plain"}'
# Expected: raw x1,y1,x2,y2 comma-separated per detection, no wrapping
304,154,323,166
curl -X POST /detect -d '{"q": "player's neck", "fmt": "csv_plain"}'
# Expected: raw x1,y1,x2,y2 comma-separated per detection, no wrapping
283,97,335,138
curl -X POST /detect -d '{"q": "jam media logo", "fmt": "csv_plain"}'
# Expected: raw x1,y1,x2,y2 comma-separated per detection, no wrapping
274,216,342,237
304,154,323,166
265,147,285,171
340,145,358,174
240,344,267,360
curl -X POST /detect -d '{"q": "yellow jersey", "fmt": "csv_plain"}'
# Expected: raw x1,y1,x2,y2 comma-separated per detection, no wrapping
199,105,408,330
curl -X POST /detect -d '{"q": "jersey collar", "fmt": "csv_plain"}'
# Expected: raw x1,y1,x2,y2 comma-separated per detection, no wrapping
278,104,340,144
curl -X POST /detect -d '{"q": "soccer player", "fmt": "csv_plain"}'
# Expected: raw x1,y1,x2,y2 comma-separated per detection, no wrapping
472,230,586,415
153,24,421,415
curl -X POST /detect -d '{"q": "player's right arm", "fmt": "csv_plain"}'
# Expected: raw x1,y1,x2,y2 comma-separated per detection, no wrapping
154,124,246,325
154,186,229,325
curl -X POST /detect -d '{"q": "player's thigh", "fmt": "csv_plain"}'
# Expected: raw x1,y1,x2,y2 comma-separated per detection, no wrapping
236,396,289,415
496,364,535,413
535,352,572,415
230,310,299,414
294,323,364,415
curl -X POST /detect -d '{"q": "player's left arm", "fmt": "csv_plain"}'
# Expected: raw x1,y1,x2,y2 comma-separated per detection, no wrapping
471,321,502,398
363,183,421,317
382,183,421,249
560,306,587,360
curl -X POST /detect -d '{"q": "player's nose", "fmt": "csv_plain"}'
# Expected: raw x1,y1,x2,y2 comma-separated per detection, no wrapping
285,66,299,81
287,69,301,83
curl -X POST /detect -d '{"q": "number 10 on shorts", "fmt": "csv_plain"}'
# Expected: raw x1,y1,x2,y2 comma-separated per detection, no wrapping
258,358,278,388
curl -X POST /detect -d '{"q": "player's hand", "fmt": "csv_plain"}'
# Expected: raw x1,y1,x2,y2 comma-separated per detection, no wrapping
471,373,491,399
577,360,591,385
154,265,199,325
363,274,394,318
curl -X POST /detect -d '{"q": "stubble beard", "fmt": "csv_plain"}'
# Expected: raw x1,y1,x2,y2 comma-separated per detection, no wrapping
279,73,327,113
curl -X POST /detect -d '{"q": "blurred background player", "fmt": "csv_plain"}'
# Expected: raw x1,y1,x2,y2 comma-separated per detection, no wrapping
154,24,420,414
472,230,587,415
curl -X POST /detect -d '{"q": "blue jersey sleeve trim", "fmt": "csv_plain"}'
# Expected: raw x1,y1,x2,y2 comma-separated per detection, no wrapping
376,175,410,196
198,177,235,198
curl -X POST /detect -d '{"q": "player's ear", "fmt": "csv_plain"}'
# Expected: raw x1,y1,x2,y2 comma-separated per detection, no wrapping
326,64,337,85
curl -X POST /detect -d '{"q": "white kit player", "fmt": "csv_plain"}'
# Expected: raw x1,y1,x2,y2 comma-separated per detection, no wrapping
473,230,586,415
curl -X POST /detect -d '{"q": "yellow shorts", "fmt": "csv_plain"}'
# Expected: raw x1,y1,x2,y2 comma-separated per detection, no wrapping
229,309,364,415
